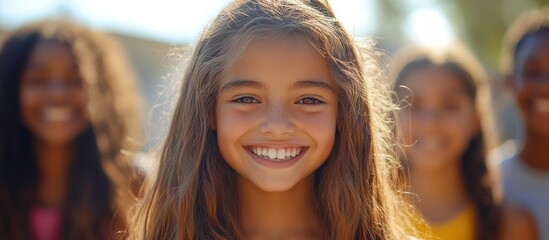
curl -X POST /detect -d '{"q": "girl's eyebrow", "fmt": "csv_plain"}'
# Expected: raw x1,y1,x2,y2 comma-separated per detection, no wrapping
294,80,334,92
444,88,468,96
220,79,263,92
220,79,334,92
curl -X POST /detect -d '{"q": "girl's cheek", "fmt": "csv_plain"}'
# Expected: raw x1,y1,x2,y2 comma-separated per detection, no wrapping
295,108,337,139
441,107,472,123
216,105,262,130
19,88,41,116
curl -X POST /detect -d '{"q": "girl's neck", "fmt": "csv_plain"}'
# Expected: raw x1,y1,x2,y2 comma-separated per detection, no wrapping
33,140,73,207
521,131,549,170
238,175,324,239
410,162,469,224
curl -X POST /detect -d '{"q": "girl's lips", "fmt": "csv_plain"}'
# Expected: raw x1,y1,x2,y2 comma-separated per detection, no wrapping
247,146,305,160
41,107,75,123
245,146,308,169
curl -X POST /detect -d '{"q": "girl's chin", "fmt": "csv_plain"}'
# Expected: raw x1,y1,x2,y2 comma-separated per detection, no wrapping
238,174,311,193
409,154,460,169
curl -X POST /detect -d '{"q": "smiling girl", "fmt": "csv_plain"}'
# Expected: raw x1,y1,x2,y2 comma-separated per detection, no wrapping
129,0,414,239
392,44,537,240
499,7,549,239
0,19,142,239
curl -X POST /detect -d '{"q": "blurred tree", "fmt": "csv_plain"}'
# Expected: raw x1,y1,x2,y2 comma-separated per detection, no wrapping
374,0,408,51
439,0,548,70
375,0,548,69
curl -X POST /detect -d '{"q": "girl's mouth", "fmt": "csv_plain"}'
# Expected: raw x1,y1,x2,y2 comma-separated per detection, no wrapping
42,107,75,122
247,146,306,161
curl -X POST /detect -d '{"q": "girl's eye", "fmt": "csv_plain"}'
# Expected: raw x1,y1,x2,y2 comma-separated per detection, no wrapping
443,103,461,112
231,96,260,104
297,97,324,105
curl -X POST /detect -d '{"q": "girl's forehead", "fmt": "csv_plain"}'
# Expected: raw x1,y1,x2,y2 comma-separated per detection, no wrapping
219,36,333,88
229,34,320,59
226,36,328,72
399,67,469,95
27,39,78,68
243,36,318,57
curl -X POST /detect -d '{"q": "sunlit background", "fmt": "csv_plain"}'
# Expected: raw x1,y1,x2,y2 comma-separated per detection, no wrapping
0,0,457,45
0,0,547,150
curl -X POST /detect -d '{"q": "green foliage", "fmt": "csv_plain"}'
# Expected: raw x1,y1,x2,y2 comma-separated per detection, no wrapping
375,0,548,69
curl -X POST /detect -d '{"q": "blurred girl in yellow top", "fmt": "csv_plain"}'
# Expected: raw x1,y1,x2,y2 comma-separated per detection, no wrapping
392,44,538,240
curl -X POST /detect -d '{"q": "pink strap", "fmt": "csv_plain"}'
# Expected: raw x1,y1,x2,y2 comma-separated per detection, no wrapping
29,207,61,240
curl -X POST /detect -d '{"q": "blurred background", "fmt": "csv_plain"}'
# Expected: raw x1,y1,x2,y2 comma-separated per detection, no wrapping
1,0,547,151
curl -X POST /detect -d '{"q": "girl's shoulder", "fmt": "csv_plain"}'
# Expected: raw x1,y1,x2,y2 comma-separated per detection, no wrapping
499,205,538,240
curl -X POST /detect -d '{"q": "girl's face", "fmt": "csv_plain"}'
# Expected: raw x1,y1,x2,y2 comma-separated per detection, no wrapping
512,33,549,136
216,37,337,192
19,40,89,146
398,67,478,170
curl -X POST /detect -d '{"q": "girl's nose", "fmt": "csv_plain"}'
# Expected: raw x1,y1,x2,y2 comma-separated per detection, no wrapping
418,109,442,122
45,78,71,101
415,109,443,131
259,103,296,137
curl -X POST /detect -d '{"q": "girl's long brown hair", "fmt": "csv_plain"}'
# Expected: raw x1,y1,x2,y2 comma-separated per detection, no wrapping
0,19,141,239
391,45,500,240
130,0,414,239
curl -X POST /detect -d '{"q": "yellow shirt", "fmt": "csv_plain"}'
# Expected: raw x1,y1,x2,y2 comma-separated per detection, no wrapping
413,205,476,240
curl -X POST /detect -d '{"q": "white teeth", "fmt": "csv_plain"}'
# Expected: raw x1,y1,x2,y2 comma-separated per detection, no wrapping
250,147,304,161
268,149,277,159
43,107,72,122
534,99,549,113
276,149,285,159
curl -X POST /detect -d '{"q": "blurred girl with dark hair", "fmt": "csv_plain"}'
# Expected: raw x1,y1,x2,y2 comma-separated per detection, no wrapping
497,7,549,240
392,44,537,240
0,19,142,239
